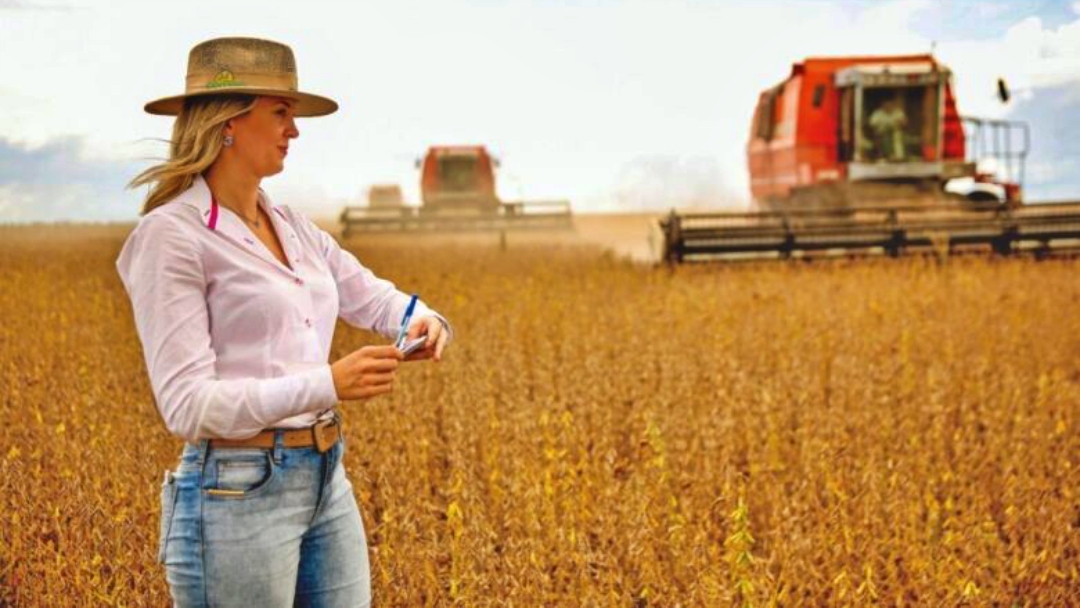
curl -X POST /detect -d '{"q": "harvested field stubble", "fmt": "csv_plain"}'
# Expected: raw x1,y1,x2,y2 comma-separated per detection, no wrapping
1,224,1078,605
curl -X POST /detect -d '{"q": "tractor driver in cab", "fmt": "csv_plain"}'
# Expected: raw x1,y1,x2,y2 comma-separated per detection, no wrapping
869,95,909,162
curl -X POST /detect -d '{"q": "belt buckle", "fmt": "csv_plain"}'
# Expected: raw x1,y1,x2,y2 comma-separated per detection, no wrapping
312,415,338,453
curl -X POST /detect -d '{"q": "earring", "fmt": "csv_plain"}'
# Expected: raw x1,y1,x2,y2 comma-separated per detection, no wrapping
223,135,234,148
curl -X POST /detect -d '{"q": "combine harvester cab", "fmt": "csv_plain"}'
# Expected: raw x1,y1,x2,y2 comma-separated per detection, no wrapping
661,54,1080,262
341,145,573,235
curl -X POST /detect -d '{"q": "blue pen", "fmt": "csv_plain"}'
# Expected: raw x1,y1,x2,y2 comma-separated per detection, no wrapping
395,294,418,349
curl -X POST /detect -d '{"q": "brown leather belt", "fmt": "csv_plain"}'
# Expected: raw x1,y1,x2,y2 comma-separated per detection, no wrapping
209,412,342,454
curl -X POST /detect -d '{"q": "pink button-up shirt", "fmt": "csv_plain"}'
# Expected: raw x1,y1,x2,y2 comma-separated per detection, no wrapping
116,175,450,444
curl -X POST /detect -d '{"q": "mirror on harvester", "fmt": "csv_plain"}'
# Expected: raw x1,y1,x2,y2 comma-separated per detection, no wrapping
997,77,1010,104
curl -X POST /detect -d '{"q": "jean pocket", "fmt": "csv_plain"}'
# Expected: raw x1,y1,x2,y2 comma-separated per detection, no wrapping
158,470,179,564
207,450,277,499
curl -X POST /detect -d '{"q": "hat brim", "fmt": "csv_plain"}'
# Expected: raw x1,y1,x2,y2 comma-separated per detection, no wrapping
144,88,338,117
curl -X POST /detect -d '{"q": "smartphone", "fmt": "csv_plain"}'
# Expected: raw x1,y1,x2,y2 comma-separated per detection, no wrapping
400,336,428,356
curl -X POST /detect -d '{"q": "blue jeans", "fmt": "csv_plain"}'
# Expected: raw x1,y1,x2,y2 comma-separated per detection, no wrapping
158,431,371,607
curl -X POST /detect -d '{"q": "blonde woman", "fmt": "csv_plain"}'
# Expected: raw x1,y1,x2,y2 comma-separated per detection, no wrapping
116,37,451,607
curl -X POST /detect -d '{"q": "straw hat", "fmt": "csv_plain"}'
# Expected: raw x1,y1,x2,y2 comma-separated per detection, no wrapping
144,37,338,117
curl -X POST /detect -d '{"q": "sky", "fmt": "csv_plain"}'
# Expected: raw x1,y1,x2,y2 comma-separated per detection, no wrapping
1,0,1079,222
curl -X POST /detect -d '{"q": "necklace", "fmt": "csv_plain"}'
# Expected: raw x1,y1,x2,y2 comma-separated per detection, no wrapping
215,196,261,229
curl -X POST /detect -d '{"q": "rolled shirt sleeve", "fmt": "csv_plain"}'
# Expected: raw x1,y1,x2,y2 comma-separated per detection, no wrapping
116,213,339,443
304,216,454,343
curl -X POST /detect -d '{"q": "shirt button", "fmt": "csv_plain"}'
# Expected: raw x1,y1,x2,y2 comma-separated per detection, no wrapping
304,318,312,328
294,277,303,286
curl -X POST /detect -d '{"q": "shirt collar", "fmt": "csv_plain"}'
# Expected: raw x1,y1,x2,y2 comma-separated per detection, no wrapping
174,173,302,276
179,173,287,231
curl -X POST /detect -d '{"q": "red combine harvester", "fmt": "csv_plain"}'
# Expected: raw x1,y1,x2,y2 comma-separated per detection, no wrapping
748,54,1020,209
660,54,1080,262
341,145,572,235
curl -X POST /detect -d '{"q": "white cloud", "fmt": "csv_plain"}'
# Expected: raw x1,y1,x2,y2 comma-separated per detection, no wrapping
0,135,140,222
935,13,1080,117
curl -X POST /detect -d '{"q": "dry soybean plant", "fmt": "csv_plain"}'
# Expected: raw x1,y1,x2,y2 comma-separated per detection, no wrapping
0,224,1078,606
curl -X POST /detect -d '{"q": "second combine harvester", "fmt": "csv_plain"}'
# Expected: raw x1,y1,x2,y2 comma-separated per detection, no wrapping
661,54,1080,262
341,145,573,235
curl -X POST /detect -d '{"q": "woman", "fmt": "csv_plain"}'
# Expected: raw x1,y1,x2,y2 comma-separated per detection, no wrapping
116,37,452,606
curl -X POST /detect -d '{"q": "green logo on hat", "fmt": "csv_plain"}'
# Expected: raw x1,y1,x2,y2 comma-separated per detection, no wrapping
207,69,245,89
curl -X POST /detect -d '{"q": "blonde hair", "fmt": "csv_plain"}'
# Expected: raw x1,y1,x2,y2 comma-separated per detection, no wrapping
129,94,258,215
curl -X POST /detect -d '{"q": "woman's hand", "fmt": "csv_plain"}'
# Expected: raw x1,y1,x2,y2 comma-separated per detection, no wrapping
330,345,404,400
403,315,449,363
